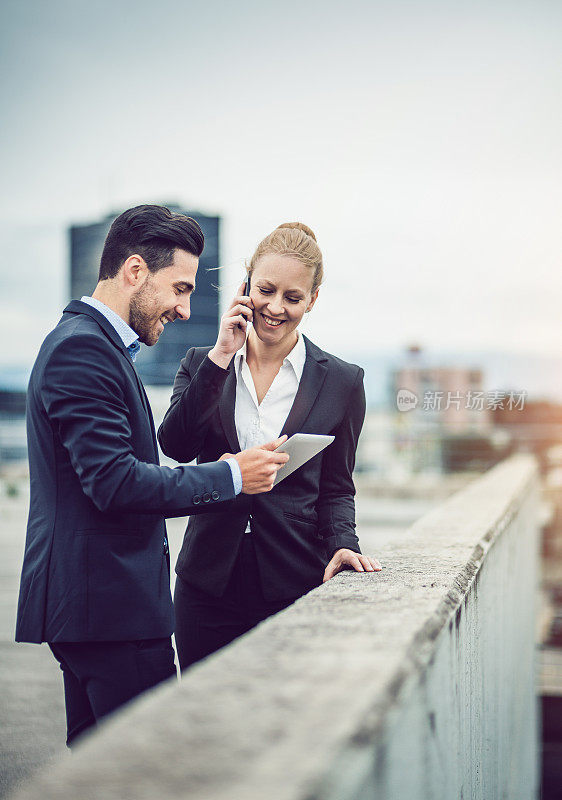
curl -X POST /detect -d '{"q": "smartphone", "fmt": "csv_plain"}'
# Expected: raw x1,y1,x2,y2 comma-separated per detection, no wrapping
239,273,252,330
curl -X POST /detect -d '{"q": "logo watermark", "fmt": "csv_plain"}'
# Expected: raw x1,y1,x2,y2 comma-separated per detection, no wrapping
396,389,527,412
396,389,419,412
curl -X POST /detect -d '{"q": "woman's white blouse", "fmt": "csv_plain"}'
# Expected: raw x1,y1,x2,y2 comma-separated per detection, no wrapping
234,333,306,534
234,332,306,451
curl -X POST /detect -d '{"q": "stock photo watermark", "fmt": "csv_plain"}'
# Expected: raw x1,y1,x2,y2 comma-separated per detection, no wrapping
396,389,527,413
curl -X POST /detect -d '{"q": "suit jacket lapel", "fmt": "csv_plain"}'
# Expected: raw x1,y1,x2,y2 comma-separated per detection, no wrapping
106,346,159,460
135,378,158,458
63,301,158,460
218,335,328,451
219,366,241,453
280,335,328,438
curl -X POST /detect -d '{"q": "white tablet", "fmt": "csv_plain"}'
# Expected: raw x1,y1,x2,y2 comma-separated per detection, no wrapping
273,433,335,486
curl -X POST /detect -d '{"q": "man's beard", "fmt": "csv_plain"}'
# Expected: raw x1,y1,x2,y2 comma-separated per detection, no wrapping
129,280,161,346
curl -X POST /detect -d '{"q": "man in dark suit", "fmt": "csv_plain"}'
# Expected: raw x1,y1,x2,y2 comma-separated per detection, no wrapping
15,205,288,746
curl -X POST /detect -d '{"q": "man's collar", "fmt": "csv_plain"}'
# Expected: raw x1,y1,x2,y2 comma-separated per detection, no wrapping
80,296,139,350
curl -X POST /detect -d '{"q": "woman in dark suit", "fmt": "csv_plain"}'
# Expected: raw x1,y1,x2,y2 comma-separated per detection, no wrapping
158,222,381,670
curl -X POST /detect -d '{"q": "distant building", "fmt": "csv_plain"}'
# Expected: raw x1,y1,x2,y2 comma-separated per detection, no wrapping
491,399,562,473
0,373,28,463
386,346,505,474
69,205,220,386
393,345,489,433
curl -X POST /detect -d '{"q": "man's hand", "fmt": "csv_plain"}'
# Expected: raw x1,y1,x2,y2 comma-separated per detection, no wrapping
208,282,253,369
323,549,382,583
220,436,289,495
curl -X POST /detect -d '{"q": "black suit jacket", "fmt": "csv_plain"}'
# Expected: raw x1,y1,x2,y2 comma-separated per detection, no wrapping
16,301,235,644
158,335,365,601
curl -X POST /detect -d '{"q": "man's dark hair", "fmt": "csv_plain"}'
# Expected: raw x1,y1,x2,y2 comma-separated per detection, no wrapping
98,205,205,281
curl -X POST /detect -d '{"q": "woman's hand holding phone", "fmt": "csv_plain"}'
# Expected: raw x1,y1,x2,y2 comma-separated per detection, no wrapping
208,280,254,370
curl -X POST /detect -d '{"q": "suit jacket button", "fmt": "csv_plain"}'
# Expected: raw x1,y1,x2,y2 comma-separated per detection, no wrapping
193,494,201,505
211,491,220,501
202,492,211,503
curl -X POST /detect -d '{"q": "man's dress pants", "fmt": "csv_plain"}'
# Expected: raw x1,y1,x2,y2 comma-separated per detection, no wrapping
49,637,176,746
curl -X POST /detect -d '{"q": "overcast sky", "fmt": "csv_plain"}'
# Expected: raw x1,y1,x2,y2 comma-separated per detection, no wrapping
0,0,560,368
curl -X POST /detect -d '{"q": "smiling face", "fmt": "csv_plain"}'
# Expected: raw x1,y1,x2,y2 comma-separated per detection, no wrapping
249,253,318,346
128,248,198,346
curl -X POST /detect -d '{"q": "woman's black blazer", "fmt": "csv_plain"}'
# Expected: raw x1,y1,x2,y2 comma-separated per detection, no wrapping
158,335,365,602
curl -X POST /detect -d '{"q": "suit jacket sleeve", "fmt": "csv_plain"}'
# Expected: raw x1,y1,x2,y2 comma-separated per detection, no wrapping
42,335,235,515
158,348,230,463
317,367,366,558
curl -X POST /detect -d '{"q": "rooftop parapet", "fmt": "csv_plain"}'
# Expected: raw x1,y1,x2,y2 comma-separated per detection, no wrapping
10,455,540,800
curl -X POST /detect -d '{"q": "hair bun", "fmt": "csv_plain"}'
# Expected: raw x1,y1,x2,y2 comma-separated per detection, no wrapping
275,222,317,242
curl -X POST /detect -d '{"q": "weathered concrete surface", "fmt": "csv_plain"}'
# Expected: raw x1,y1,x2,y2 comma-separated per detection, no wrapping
0,489,66,799
8,455,539,800
0,645,67,798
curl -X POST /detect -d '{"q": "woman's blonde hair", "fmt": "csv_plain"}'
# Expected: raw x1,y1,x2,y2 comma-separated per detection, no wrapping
248,222,323,294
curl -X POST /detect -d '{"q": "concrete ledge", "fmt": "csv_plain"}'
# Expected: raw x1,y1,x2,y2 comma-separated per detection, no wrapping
10,455,540,800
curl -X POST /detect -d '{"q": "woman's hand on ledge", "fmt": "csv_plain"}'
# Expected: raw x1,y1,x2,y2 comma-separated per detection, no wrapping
323,549,382,583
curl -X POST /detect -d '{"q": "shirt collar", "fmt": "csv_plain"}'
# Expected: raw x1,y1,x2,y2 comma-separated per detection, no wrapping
80,296,140,354
235,332,307,382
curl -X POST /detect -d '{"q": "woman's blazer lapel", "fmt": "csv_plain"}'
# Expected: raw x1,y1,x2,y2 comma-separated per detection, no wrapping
280,335,328,438
219,366,241,453
218,335,329,451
